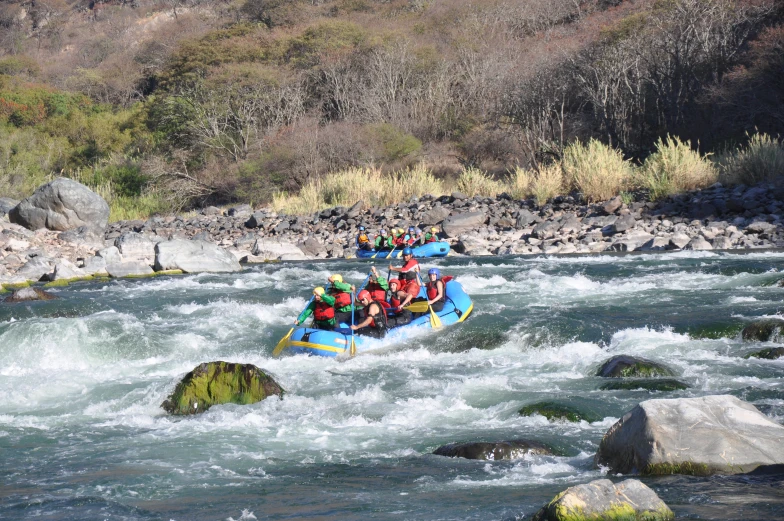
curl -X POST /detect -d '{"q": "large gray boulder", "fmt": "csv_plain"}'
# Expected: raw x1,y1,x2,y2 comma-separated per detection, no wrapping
154,239,242,273
421,206,451,225
106,261,154,278
9,178,109,231
251,238,308,260
595,395,784,475
530,479,673,521
4,287,58,303
115,232,156,264
441,211,486,238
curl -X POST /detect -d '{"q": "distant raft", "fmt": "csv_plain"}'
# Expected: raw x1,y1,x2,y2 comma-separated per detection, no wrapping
354,241,450,259
279,279,473,358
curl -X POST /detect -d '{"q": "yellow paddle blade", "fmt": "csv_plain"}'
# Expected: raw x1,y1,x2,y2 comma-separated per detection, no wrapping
429,307,443,329
350,336,357,357
403,301,430,313
272,327,294,357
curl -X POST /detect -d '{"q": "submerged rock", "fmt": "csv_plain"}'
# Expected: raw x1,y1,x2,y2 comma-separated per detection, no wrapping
599,379,690,392
741,320,784,342
529,479,673,521
595,395,784,475
433,440,554,460
744,347,784,360
519,401,600,423
4,287,58,302
596,355,676,378
161,361,284,415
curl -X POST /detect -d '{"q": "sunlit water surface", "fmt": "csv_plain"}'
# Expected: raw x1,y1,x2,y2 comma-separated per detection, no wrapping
1,251,783,520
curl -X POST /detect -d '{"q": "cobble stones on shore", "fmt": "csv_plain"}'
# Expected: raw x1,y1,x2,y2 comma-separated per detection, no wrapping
2,181,784,287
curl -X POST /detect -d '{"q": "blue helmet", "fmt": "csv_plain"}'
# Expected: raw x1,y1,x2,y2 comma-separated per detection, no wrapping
408,226,415,231
359,225,365,231
428,268,441,279
380,229,387,235
402,247,413,256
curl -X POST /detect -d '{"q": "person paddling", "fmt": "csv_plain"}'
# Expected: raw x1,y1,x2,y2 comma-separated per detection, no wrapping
357,226,373,251
350,290,388,338
424,227,439,244
295,287,336,331
389,247,420,309
366,266,389,302
375,229,393,250
327,274,355,326
425,268,446,312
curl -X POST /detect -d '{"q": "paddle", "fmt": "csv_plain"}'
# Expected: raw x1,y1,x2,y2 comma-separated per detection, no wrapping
372,243,395,260
349,291,357,357
402,301,430,313
417,271,442,329
272,295,314,357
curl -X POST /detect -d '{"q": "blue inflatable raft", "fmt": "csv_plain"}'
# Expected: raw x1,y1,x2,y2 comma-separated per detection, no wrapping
280,279,473,357
354,241,450,259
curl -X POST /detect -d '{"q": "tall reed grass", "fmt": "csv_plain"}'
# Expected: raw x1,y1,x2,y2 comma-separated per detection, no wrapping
640,135,717,200
456,167,505,197
562,139,634,202
716,133,784,185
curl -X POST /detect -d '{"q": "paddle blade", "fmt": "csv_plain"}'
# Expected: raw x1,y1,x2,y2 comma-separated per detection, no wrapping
350,336,357,357
429,307,443,329
272,328,293,357
403,301,430,313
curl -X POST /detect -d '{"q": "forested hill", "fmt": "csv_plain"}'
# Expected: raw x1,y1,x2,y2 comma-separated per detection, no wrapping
0,0,782,218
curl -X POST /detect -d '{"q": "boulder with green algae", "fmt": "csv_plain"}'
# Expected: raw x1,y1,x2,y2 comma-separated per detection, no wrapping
744,347,784,360
529,479,673,521
519,401,600,423
596,355,676,378
595,395,784,476
161,362,284,415
600,379,690,392
4,287,57,302
741,320,784,342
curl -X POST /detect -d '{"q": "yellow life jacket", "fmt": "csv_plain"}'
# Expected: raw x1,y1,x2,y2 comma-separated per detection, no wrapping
358,233,369,243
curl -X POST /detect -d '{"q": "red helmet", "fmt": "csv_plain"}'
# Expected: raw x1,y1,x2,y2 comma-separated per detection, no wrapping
357,290,371,301
389,278,400,287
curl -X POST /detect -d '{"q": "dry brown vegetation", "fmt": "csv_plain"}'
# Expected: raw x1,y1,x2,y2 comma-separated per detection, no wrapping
0,0,782,217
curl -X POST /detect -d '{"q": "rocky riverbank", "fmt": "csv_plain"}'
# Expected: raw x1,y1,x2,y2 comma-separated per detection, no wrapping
2,179,784,288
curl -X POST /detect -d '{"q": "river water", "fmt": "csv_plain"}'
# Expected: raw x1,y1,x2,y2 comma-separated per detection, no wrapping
1,251,783,520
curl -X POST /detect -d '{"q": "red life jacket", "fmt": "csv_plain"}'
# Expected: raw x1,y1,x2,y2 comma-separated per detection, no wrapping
333,291,352,308
367,282,386,302
393,236,405,246
364,302,388,329
400,259,419,282
427,276,453,300
425,235,436,243
387,290,401,308
313,301,335,321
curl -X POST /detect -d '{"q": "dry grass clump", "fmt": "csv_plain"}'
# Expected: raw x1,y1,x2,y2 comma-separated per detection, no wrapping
507,166,534,200
530,163,565,206
640,135,717,200
562,139,634,202
455,167,505,197
716,133,784,185
271,164,445,215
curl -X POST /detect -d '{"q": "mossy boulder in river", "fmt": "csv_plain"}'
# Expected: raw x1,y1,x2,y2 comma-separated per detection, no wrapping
519,401,601,423
596,355,676,378
529,479,673,521
4,287,57,302
595,395,784,475
161,361,284,415
741,320,784,342
433,439,555,460
599,379,690,392
744,347,784,360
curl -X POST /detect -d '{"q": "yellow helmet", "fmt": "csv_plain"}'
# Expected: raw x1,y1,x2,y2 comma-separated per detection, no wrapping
329,274,343,283
313,287,325,296
431,227,438,232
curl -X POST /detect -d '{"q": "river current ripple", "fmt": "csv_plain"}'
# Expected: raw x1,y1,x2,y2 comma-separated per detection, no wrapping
1,251,783,520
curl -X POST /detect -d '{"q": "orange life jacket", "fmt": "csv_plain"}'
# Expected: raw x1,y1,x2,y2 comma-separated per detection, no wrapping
358,233,369,244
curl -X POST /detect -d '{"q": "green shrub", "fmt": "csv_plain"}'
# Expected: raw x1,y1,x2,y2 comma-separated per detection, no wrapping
640,135,717,200
368,123,422,162
562,138,634,202
716,133,784,185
